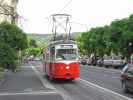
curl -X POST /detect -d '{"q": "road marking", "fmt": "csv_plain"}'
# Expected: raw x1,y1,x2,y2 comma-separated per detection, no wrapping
111,76,120,79
0,91,57,96
79,78,133,100
103,74,119,79
30,65,55,90
30,64,69,100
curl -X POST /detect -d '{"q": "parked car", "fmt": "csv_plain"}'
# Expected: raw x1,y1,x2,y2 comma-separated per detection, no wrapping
27,56,34,61
87,58,92,65
81,58,87,65
97,56,126,68
121,64,133,93
80,57,92,65
112,56,126,67
90,56,99,66
23,56,34,62
103,57,112,67
33,56,42,61
97,58,104,66
97,57,111,67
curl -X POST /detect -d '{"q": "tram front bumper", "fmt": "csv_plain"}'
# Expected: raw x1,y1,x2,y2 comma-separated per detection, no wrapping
50,73,79,79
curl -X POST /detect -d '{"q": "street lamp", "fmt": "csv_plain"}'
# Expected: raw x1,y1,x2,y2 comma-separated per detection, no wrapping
128,41,133,63
129,42,132,46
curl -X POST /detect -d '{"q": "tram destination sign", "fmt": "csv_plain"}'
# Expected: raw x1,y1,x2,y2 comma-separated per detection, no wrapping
56,44,77,49
61,45,73,48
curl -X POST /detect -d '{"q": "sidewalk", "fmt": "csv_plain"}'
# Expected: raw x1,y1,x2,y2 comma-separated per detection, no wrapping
0,71,6,88
0,64,63,100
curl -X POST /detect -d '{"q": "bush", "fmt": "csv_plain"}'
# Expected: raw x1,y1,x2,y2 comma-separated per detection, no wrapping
25,47,43,57
0,42,17,71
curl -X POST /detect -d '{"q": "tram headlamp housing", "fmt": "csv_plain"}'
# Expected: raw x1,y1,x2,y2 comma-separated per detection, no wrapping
66,66,70,69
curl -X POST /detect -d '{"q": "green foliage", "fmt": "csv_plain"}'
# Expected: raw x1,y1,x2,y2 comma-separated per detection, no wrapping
0,22,28,71
110,17,133,57
76,14,133,59
0,42,17,70
28,38,38,47
27,34,52,48
77,26,112,57
24,48,43,57
0,22,28,51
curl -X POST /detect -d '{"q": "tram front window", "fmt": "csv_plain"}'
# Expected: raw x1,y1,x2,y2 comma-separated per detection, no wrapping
56,49,78,60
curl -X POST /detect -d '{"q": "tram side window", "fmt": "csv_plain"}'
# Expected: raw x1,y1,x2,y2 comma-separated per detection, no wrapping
45,48,50,61
50,47,55,60
43,53,45,60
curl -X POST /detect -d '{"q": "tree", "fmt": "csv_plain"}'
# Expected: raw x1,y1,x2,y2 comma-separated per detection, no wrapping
110,17,133,59
0,22,28,71
0,22,28,51
77,14,133,64
75,32,87,55
28,38,38,47
0,42,17,71
24,48,42,57
110,19,126,54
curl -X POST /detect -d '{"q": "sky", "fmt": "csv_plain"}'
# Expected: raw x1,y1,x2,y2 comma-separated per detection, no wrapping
17,0,133,34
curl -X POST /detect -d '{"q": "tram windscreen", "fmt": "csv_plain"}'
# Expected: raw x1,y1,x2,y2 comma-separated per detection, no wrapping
56,49,78,60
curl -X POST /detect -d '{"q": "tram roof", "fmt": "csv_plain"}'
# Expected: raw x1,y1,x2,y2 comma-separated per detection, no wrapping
48,40,76,47
51,14,71,17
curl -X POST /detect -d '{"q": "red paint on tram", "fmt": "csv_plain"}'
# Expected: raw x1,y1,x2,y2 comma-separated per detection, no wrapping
43,40,80,80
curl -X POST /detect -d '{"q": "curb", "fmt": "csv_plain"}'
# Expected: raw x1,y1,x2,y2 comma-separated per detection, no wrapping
0,71,6,86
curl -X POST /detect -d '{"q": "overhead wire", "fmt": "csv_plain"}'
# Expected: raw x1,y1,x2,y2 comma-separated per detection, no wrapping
57,0,88,32
43,0,73,29
70,21,88,31
58,0,73,13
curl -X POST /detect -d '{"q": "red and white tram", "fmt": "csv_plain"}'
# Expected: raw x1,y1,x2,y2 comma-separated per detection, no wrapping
43,40,80,80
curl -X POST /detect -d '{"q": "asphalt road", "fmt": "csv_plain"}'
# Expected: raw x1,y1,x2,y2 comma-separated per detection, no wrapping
80,65,133,99
0,61,132,100
32,61,133,100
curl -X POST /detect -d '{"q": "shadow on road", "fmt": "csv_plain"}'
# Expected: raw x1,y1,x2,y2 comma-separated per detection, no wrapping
43,75,76,84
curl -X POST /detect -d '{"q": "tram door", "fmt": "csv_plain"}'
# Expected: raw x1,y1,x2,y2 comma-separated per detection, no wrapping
44,48,50,75
45,47,55,76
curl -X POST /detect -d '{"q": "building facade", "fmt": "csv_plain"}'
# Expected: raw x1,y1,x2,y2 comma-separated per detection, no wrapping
0,0,18,24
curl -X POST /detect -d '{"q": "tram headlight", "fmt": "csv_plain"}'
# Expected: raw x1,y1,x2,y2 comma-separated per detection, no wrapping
66,66,70,69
